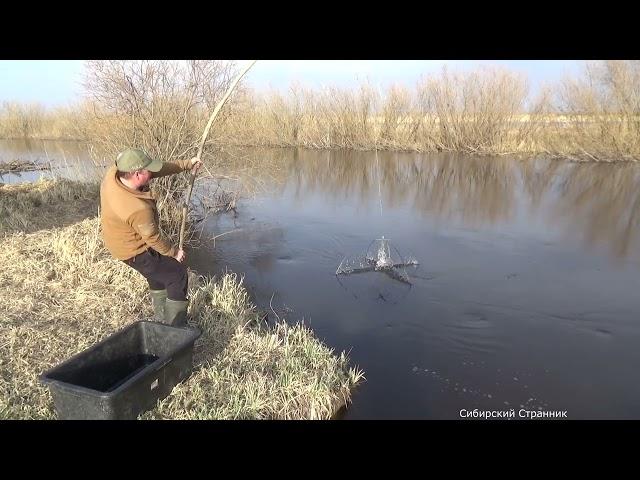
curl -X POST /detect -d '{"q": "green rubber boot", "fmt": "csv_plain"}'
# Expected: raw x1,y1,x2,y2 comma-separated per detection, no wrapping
149,289,167,323
164,298,189,327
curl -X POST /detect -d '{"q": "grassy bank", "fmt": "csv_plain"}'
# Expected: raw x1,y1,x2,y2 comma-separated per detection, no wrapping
0,179,363,419
2,61,639,161
0,101,88,140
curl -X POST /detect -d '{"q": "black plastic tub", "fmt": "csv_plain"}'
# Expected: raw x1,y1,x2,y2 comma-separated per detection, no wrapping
40,321,201,420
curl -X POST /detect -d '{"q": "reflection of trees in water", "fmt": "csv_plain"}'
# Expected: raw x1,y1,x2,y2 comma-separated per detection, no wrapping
551,163,640,258
284,150,518,227
408,153,516,226
0,138,87,156
219,147,640,260
213,147,289,198
289,149,379,211
519,157,565,210
0,139,103,183
517,158,640,258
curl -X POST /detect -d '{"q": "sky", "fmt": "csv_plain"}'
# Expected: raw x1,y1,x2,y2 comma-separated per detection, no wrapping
0,60,585,107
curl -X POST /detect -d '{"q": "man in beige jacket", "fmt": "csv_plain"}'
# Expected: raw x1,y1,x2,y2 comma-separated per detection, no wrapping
100,148,201,326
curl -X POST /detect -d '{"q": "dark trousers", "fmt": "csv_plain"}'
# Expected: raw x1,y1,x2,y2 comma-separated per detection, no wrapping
124,249,188,301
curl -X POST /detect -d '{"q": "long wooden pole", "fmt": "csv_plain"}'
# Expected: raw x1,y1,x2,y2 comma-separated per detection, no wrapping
178,60,256,251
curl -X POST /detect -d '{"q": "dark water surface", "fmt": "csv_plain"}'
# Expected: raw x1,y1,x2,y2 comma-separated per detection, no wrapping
5,140,640,419
192,149,640,419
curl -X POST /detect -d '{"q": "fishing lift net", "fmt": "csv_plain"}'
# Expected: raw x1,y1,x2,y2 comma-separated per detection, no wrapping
336,236,419,285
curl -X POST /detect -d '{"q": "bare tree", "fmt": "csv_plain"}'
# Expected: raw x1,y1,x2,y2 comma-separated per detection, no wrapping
553,60,640,161
82,60,242,243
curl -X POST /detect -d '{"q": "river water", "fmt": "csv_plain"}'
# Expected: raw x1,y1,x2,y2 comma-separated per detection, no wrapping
4,139,640,419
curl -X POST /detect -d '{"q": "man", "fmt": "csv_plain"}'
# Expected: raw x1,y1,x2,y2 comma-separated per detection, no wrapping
100,148,202,326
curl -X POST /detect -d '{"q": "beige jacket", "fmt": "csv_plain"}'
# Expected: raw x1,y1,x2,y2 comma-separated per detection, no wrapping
100,159,192,260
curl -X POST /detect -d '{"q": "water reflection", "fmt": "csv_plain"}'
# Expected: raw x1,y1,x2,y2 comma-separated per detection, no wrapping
550,163,640,259
281,150,518,226
0,139,104,183
0,138,92,163
236,148,640,261
3,140,640,261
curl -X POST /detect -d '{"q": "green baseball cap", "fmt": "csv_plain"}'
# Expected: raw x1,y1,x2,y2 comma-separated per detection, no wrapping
115,148,163,173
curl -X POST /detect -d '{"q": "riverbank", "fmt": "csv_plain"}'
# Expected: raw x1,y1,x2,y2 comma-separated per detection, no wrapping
2,60,639,162
0,179,363,419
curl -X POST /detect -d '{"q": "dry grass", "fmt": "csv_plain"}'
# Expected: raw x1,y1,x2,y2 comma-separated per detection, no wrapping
0,216,147,419
142,275,363,420
0,178,99,234
4,61,639,161
0,180,363,420
215,68,546,155
0,101,88,140
544,61,640,161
